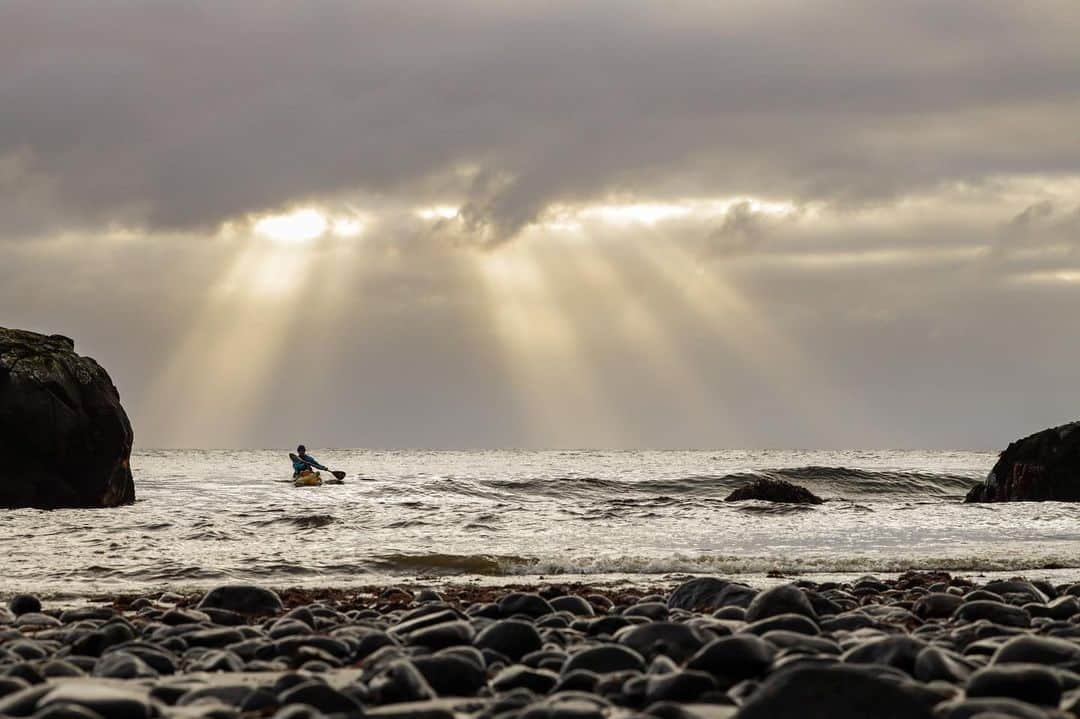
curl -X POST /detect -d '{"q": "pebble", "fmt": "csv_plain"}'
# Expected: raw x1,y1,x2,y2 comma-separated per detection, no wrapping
5,575,1080,717
743,584,818,623
474,619,543,661
197,585,284,615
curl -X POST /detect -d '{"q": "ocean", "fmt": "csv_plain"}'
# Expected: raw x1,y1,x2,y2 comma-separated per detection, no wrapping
4,449,1079,598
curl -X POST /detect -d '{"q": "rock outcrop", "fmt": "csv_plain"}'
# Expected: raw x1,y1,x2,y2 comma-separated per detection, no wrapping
966,422,1080,502
0,328,134,508
725,477,824,504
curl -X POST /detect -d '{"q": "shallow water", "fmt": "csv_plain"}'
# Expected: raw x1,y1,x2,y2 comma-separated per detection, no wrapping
4,448,1080,597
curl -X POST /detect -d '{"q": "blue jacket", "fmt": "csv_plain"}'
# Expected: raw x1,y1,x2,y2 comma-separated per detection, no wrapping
293,454,328,473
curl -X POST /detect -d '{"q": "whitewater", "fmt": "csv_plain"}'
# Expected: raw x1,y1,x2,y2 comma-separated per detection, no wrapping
4,448,1080,597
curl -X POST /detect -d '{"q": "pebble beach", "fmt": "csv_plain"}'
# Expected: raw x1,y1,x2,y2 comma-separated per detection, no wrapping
4,573,1080,718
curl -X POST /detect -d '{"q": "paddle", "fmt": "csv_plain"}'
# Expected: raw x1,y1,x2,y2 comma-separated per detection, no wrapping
291,453,346,480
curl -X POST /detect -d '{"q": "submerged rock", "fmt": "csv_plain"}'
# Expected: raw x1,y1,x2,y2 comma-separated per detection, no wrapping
0,328,134,509
724,478,823,505
966,421,1080,502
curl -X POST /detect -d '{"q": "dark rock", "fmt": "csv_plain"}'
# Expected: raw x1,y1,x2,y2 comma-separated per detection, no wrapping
667,578,731,612
912,592,964,619
107,644,179,674
31,703,106,719
1044,596,1080,619
550,596,595,617
0,676,30,698
585,616,633,637
278,681,361,713
615,622,712,663
15,613,61,628
953,600,1031,628
5,662,45,685
197,585,284,615
841,635,926,675
644,702,738,719
966,664,1062,706
8,595,41,616
491,665,559,694
91,652,157,679
184,627,245,648
761,630,840,655
562,645,645,675
734,664,935,719
966,421,1080,502
36,683,151,719
724,478,823,504
498,593,555,618
391,608,460,636
992,635,1080,665
623,602,669,621
38,661,85,678
913,646,977,683
475,619,543,662
269,618,311,639
58,607,115,623
0,328,135,508
983,580,1049,604
685,635,774,684
518,694,611,719
240,687,279,713
405,620,475,649
176,684,252,707
744,585,817,622
819,611,878,632
934,697,1052,719
368,659,437,704
0,685,53,716
413,654,487,696
188,649,244,672
740,613,819,636
270,706,327,719
644,669,717,703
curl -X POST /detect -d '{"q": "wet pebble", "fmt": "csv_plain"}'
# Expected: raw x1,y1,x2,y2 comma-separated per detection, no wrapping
5,575,1080,718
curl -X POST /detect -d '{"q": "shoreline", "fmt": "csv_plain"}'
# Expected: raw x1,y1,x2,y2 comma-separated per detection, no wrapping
4,571,1080,717
14,566,1080,605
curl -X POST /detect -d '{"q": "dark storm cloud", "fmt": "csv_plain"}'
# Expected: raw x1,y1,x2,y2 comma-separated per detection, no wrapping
4,1,1080,449
3,0,1080,240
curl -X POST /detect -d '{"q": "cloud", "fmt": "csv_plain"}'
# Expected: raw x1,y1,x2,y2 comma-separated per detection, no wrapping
4,1,1080,448
3,1,1080,241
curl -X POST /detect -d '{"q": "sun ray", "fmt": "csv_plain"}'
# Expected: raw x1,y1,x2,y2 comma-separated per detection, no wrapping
469,240,624,447
628,236,890,446
142,236,322,446
534,235,746,445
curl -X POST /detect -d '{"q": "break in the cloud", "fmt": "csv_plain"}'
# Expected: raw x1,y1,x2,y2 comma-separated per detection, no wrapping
2,1,1080,449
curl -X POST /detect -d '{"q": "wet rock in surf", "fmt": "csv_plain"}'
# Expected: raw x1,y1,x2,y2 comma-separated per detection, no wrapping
0,327,134,509
724,477,823,505
966,420,1080,502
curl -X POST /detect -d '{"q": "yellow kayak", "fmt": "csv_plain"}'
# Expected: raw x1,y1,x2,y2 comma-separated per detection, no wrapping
293,470,322,487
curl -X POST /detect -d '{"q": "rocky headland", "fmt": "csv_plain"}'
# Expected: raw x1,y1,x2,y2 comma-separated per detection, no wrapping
966,422,1080,503
0,328,134,509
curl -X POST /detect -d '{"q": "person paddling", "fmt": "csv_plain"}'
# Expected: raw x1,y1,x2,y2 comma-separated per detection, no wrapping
290,445,347,481
292,445,329,478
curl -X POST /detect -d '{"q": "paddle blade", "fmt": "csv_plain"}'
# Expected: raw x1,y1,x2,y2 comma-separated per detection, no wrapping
331,470,347,480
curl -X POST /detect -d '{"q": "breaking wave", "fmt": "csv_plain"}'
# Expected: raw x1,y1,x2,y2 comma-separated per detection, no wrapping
365,551,1080,577
462,466,981,500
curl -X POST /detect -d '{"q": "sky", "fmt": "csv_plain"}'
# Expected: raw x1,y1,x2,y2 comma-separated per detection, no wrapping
2,1,1080,450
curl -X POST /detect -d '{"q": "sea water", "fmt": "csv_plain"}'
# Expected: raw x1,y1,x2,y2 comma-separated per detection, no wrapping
3,449,1079,597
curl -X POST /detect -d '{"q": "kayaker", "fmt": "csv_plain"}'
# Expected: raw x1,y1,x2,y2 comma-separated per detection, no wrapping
292,445,329,478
